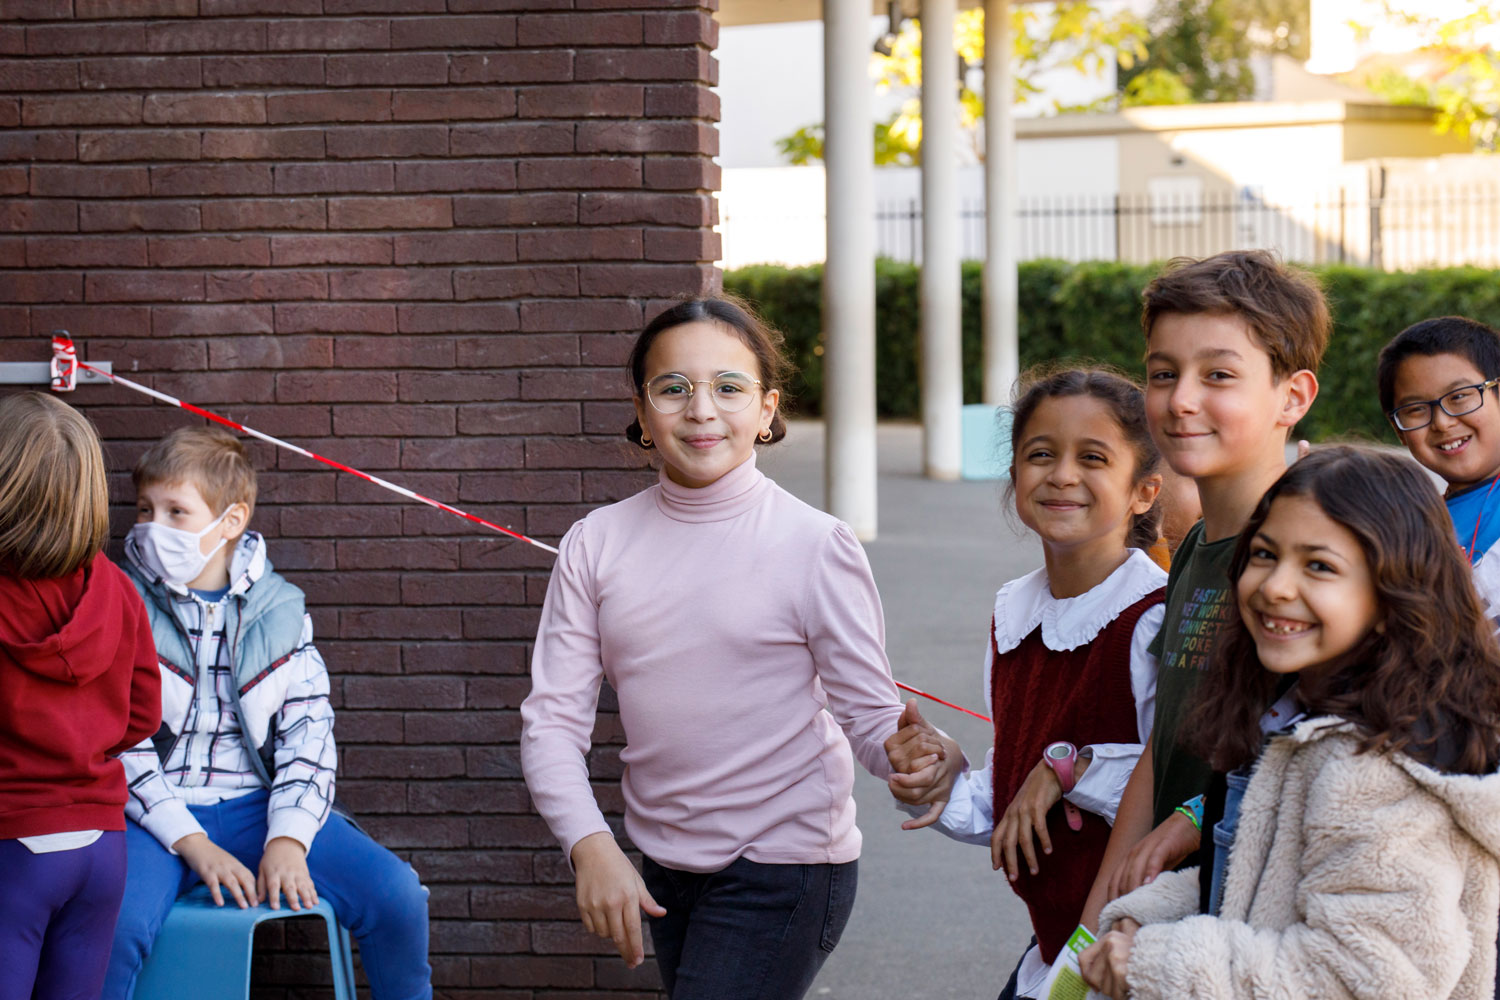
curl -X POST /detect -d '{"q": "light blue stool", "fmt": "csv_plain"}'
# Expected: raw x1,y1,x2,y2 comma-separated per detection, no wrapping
133,885,357,1000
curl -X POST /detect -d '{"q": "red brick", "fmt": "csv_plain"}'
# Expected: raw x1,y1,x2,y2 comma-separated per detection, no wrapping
518,228,641,262
457,402,580,436
269,17,391,49
463,746,526,781
76,0,196,15
267,89,391,124
517,12,641,46
150,163,272,197
254,470,337,502
0,28,18,56
575,46,711,82
471,887,575,920
145,19,267,52
579,262,714,297
449,123,572,157
531,920,617,955
77,130,202,163
276,371,396,403
275,303,396,334
463,607,543,639
79,337,203,371
81,57,203,91
3,0,72,19
394,372,514,404
201,128,324,159
391,88,515,122
644,82,719,119
517,157,641,191
577,120,714,155
0,130,73,162
644,227,719,261
411,780,530,815
331,709,405,742
337,534,458,570
0,60,79,91
87,271,204,303
78,202,199,234
453,265,577,300
149,235,269,268
201,198,326,230
459,470,577,503
450,50,573,84
0,200,78,232
645,155,720,190
151,304,273,335
201,0,319,11
469,957,591,990
26,23,147,55
332,404,460,437
525,436,648,469
394,160,516,193
580,191,710,226
152,371,276,403
274,161,394,194
210,335,332,369
342,747,464,779
328,196,452,230
581,399,635,434
325,124,448,159
401,573,525,606
390,15,515,49
578,332,636,364
518,368,624,402
396,303,522,336
31,166,149,199
271,234,392,266
327,52,450,87
22,94,142,127
393,233,516,266
281,503,402,538
31,305,151,341
519,299,641,334
206,269,328,301
330,268,452,301
27,236,147,268
200,54,326,87
0,167,24,195
141,94,263,128
643,10,716,44
452,193,575,227
326,0,444,10
333,335,457,368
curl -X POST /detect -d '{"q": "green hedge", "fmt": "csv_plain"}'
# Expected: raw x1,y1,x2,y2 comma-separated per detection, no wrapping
725,260,1500,442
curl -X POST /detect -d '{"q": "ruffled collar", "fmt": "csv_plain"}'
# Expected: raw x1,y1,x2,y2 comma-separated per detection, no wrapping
992,548,1168,653
654,453,770,523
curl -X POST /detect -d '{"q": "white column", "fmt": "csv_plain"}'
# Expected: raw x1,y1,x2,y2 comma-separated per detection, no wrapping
920,0,962,479
983,0,1019,405
823,0,878,539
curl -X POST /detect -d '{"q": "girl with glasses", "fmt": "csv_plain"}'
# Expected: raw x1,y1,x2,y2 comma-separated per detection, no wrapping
520,297,958,999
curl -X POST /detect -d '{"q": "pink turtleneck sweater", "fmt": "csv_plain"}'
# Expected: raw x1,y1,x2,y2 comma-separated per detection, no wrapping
520,454,905,873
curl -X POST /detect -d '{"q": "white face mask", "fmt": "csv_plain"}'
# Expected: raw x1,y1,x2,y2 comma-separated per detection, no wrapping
126,509,231,588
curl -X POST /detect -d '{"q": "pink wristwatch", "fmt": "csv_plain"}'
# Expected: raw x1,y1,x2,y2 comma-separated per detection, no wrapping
1043,741,1084,832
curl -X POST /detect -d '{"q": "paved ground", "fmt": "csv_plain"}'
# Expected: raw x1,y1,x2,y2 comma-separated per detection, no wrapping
756,419,1041,1000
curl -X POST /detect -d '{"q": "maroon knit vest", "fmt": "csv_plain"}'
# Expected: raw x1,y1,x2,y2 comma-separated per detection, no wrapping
990,587,1164,964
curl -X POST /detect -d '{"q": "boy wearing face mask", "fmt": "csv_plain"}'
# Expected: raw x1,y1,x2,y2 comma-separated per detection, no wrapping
104,427,432,1000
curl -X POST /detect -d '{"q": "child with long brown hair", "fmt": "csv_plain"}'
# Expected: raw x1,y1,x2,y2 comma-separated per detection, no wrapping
1082,446,1500,1000
0,392,161,1000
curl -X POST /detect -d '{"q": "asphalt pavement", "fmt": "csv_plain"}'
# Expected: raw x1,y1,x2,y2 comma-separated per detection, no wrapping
756,419,1041,1000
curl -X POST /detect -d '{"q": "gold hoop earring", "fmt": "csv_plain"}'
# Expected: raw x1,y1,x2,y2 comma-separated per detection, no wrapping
758,427,773,442
640,432,653,448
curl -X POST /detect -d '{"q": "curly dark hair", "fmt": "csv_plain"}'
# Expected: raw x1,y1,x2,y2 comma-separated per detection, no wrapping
1182,446,1500,776
624,295,793,450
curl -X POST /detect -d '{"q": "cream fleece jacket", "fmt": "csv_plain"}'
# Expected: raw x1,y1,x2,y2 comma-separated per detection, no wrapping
1100,717,1500,1000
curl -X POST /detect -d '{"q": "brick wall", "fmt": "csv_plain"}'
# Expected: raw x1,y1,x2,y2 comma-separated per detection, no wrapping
0,2,721,995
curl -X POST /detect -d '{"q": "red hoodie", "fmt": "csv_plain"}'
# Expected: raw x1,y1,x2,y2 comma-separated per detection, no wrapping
0,551,161,838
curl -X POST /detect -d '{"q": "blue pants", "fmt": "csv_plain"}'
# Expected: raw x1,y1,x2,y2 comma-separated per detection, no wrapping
104,791,430,1000
0,832,126,1000
641,855,857,1000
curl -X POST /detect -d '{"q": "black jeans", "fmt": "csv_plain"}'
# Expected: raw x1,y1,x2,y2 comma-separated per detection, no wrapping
641,855,857,1000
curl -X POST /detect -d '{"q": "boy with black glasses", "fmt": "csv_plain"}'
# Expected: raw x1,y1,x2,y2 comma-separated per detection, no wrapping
1378,316,1500,619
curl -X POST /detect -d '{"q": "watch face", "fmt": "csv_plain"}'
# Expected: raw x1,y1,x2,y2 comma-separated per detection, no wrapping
1045,743,1072,760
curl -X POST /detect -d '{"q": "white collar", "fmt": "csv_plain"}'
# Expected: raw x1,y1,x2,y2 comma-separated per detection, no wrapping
992,548,1168,653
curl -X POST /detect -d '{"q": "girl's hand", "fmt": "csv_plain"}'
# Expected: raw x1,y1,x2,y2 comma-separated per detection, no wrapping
1079,919,1138,999
1106,810,1200,901
173,833,259,908
883,699,949,775
990,756,1083,880
571,832,666,969
258,836,318,911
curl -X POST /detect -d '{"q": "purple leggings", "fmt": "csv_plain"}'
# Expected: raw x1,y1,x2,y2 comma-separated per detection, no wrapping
0,832,126,1000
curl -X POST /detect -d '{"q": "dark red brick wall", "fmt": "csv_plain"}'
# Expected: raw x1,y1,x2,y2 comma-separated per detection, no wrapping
0,2,721,995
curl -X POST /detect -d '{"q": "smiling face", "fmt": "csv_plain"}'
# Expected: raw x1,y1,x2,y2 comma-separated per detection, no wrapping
632,320,780,490
1012,394,1160,556
1390,352,1500,493
1144,313,1308,482
1237,494,1379,677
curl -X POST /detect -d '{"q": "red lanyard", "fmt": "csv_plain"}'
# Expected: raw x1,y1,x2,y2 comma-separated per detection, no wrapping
1463,475,1500,566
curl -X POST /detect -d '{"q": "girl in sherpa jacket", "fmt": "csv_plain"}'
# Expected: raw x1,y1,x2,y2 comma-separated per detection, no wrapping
1081,446,1500,1000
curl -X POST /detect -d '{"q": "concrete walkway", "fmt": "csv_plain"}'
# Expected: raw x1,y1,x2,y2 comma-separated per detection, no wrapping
757,419,1041,1000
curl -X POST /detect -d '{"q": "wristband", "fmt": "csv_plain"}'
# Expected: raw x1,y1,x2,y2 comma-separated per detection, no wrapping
1043,741,1084,832
1175,794,1205,831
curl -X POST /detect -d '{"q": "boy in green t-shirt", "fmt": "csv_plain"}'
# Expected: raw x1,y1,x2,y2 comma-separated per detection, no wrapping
1080,251,1329,926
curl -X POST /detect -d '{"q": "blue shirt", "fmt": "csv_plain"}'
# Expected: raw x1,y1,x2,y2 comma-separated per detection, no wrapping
1446,477,1500,565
